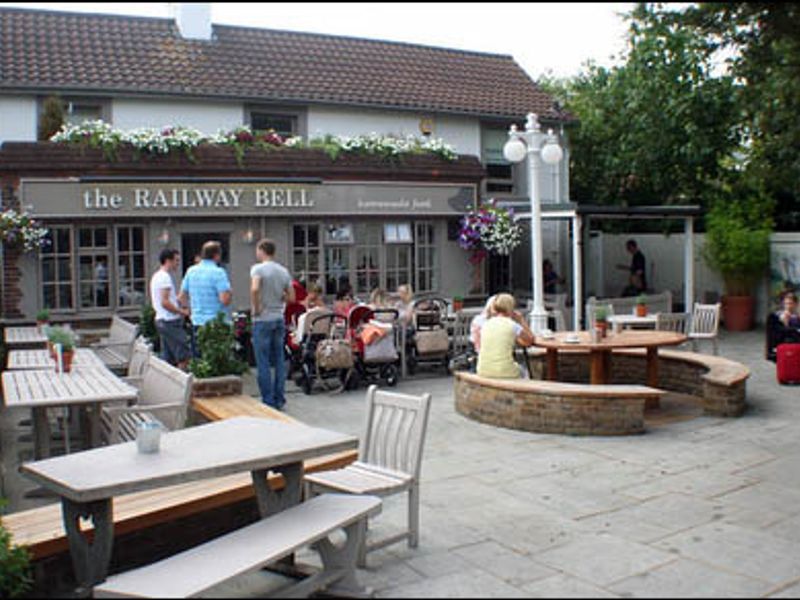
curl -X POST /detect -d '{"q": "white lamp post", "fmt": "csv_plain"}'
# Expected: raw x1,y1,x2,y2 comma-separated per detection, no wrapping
503,113,564,334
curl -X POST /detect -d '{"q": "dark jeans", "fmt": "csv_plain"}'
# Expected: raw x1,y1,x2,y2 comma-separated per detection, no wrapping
156,318,191,365
252,319,287,409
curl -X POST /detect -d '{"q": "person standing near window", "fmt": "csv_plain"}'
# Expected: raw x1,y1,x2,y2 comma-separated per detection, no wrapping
250,238,294,410
178,241,232,358
150,249,191,370
617,239,647,296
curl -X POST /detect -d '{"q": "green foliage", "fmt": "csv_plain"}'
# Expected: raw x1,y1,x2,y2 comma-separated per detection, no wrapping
540,3,741,210
139,304,159,352
46,326,75,352
34,309,50,322
594,305,609,322
189,313,248,379
0,499,33,598
37,95,64,141
702,180,774,296
636,293,647,306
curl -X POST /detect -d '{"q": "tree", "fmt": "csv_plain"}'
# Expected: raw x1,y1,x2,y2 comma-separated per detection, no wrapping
668,3,800,229
37,95,64,141
541,3,742,210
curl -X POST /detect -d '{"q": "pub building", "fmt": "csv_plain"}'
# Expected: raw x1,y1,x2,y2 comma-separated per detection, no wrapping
0,5,570,324
0,145,485,323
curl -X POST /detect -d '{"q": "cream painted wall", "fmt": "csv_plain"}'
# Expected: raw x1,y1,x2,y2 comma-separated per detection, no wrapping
307,106,481,158
112,98,244,132
0,96,37,143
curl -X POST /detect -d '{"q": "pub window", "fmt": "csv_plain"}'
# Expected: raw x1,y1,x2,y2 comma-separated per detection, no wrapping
77,226,111,309
324,223,354,245
250,113,297,138
117,226,147,307
354,223,381,295
60,97,110,126
324,246,351,296
40,226,74,311
414,222,438,293
384,223,413,244
385,245,413,293
291,224,323,289
482,127,516,194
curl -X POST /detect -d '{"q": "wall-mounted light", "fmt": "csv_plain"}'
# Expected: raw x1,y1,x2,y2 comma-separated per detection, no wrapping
157,219,173,245
242,220,256,244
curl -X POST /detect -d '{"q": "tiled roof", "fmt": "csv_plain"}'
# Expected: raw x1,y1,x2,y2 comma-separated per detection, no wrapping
0,7,566,121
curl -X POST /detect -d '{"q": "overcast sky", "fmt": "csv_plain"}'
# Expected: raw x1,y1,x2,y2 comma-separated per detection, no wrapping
0,2,637,79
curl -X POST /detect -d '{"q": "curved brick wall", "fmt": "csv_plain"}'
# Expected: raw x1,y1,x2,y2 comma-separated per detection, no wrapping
454,374,647,436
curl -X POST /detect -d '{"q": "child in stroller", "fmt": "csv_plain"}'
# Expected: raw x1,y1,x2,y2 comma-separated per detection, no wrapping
346,304,400,389
294,307,352,395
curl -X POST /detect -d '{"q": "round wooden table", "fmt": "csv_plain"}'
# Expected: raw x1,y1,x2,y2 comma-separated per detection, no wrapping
534,330,687,387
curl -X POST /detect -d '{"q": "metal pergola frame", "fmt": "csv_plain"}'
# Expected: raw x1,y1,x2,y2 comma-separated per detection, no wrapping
498,200,703,329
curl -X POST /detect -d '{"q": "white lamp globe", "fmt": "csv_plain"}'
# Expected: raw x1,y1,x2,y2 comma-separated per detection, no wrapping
541,140,564,165
503,138,527,163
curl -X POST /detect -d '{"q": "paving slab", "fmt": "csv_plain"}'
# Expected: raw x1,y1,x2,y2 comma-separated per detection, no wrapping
608,558,772,598
520,573,620,598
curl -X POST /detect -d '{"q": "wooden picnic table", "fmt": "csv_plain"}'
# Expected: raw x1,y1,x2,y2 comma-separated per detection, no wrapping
534,330,687,388
3,326,48,347
6,348,105,370
19,416,358,591
2,367,138,458
607,313,659,333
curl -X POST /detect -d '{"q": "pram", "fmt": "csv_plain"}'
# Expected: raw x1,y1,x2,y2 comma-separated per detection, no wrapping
345,305,400,389
406,297,450,375
294,309,353,394
284,303,306,382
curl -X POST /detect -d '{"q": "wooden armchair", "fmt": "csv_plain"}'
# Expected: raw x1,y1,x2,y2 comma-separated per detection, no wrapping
101,355,193,444
91,315,139,374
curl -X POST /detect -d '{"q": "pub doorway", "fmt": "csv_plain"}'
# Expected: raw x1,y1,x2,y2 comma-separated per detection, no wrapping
181,233,231,275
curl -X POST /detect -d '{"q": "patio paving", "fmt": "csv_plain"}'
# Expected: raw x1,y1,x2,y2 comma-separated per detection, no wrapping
2,328,799,597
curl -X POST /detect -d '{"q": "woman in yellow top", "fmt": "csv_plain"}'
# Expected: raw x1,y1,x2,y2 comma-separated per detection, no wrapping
477,293,535,378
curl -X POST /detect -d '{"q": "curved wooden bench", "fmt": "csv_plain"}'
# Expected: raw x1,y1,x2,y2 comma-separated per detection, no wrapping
523,347,750,417
454,371,664,436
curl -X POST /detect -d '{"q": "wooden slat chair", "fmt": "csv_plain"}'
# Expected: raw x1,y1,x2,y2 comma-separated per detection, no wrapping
120,337,153,387
655,312,690,334
101,356,193,444
304,384,432,566
688,302,721,355
90,315,139,374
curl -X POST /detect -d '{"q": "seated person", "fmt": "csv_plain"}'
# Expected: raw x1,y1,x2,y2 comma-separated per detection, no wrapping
394,284,415,325
778,291,800,328
292,285,327,346
369,287,390,310
284,276,308,326
470,295,496,352
333,284,355,318
476,293,535,379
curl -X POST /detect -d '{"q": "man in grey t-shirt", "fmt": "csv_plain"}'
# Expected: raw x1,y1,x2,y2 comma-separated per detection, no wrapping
250,238,295,409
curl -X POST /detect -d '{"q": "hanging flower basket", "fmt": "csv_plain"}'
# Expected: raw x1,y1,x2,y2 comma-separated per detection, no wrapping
457,200,522,264
0,209,50,252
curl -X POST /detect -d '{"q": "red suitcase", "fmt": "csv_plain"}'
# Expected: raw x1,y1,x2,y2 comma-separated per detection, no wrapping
777,343,800,384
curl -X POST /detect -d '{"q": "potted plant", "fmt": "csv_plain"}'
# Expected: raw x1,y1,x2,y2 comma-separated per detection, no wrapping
452,296,464,313
46,326,75,372
190,313,249,397
703,192,773,331
635,294,648,317
35,308,50,331
594,305,609,339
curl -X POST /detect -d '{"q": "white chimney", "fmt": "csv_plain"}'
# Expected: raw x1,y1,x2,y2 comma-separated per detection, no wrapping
172,3,212,41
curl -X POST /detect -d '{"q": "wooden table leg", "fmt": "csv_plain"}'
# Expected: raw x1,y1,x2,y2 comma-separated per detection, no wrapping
32,407,51,460
589,350,609,384
62,497,114,594
546,349,558,380
646,347,660,408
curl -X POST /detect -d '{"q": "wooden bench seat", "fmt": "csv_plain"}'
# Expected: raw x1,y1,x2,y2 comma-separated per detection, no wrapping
454,372,663,435
4,395,358,562
94,494,382,599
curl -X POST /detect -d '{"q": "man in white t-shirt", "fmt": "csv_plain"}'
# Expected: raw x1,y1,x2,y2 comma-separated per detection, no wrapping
150,248,191,370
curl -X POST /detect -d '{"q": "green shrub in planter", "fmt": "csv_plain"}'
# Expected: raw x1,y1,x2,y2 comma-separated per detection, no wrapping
139,303,160,353
189,313,248,379
0,499,33,598
46,326,75,352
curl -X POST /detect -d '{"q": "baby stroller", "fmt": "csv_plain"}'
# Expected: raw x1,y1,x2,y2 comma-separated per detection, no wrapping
284,303,307,382
295,309,353,395
406,297,451,375
346,305,400,389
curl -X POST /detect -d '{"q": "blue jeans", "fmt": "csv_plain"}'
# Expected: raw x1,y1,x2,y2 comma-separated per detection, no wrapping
252,319,287,409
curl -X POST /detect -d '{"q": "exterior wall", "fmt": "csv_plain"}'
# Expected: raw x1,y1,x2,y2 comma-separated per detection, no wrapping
111,98,244,132
0,95,37,143
307,105,481,158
